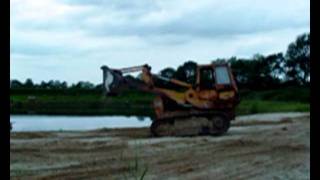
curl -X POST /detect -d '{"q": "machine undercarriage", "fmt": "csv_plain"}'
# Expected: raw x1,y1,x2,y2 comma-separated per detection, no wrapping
150,96,234,136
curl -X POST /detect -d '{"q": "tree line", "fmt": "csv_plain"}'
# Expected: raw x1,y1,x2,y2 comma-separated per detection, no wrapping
158,32,310,90
11,32,309,91
10,79,102,90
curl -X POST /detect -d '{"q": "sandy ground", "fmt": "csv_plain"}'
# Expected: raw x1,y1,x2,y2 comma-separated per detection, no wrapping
10,112,310,180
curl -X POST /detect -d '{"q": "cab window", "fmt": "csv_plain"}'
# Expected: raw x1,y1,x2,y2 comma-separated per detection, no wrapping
215,66,231,84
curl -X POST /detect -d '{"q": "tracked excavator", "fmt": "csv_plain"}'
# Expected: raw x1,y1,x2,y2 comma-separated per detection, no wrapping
101,62,240,136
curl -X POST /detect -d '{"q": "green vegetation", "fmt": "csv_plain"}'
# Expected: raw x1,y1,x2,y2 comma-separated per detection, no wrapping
10,89,155,117
239,87,309,103
10,87,309,116
236,100,309,115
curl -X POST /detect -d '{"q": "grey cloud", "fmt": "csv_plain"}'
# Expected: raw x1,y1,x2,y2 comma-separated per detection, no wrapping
13,0,309,46
87,4,308,38
59,0,159,18
67,1,309,46
11,38,66,56
11,34,94,57
60,0,158,10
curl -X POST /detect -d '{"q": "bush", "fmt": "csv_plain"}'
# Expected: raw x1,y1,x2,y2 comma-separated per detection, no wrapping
249,103,259,114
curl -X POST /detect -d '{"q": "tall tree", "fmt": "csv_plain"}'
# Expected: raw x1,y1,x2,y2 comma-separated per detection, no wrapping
229,55,274,89
265,53,285,80
72,81,95,89
10,79,23,88
285,33,310,85
228,57,253,88
24,78,34,88
61,81,68,89
174,60,197,84
40,81,49,89
160,67,176,78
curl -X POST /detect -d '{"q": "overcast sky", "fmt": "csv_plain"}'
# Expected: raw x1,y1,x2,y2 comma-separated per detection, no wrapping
10,0,310,84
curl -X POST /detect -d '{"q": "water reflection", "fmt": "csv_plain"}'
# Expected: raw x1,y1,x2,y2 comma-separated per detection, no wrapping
137,116,145,121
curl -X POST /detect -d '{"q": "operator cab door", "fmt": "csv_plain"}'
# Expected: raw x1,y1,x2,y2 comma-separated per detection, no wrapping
197,67,218,100
214,65,236,101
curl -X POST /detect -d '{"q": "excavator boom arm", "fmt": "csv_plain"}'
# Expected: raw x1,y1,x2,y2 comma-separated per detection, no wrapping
101,64,192,94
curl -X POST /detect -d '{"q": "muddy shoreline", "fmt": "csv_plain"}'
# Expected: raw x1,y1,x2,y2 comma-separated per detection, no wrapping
10,112,310,179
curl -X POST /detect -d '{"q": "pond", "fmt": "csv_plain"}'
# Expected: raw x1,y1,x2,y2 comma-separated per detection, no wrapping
10,115,152,132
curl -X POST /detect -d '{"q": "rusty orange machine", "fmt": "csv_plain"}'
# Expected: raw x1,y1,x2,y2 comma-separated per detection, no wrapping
101,62,240,136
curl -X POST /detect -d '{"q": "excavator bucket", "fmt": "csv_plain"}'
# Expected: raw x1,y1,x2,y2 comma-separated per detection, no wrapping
101,66,124,95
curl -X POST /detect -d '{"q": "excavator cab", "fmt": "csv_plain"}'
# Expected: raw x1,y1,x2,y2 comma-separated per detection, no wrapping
194,63,238,105
197,64,236,90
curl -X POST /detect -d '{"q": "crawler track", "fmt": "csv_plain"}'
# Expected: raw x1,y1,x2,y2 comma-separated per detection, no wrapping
150,115,230,137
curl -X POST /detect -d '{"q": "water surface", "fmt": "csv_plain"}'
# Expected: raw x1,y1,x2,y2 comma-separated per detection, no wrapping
10,115,152,132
